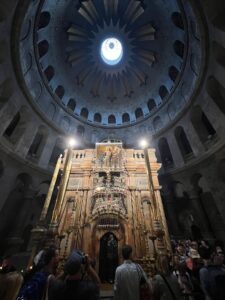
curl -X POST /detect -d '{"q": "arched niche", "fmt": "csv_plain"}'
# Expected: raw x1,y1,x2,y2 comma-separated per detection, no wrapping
206,76,225,115
67,98,76,111
0,78,13,110
27,125,48,160
38,11,51,29
44,66,55,82
190,106,216,144
174,126,193,160
108,114,116,124
49,138,65,165
38,40,49,58
135,107,143,119
122,113,130,123
80,107,89,119
158,137,174,169
94,113,102,123
3,106,31,145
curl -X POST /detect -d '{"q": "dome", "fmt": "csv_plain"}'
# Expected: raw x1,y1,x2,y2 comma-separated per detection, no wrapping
17,0,203,130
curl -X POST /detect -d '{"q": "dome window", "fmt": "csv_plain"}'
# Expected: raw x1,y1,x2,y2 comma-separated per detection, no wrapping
100,37,123,66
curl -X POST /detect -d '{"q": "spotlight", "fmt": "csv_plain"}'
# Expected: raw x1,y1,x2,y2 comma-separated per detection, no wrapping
68,138,76,148
139,139,148,149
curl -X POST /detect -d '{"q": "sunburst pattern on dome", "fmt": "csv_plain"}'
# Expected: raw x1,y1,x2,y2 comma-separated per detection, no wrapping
67,0,156,100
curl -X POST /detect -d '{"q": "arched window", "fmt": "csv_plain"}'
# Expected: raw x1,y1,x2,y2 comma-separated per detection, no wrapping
169,66,179,82
67,99,76,111
108,114,116,124
77,125,85,136
94,113,102,123
158,138,174,169
38,11,51,29
175,126,193,159
206,76,225,115
3,112,20,138
80,108,89,119
135,107,143,119
55,85,65,99
122,113,130,123
159,85,169,100
147,99,156,112
44,66,54,82
171,12,184,30
38,40,49,58
174,40,185,58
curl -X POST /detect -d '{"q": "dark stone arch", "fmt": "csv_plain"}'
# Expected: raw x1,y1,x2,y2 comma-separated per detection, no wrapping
159,85,169,100
3,112,20,139
0,78,13,109
38,40,49,58
122,113,130,123
27,125,48,159
44,65,54,82
147,99,156,111
169,66,179,82
174,40,184,58
80,107,89,119
206,76,225,115
212,41,225,69
67,98,76,111
94,113,102,123
190,106,216,144
55,85,65,99
49,138,65,165
38,11,51,29
108,114,116,124
135,107,143,119
158,137,174,169
174,126,193,159
171,12,184,30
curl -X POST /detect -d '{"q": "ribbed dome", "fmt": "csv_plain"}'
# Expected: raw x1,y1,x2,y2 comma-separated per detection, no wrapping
17,0,204,131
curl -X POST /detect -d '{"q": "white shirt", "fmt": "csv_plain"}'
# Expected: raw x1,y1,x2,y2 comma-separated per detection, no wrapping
114,260,146,300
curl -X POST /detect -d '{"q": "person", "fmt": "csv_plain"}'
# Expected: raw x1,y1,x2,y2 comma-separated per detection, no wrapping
0,255,23,300
17,245,59,300
106,234,118,283
48,250,100,300
114,244,151,300
152,254,182,300
199,248,225,300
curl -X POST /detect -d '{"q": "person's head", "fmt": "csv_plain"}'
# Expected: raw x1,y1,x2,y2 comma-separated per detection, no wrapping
2,255,12,268
156,255,171,275
122,245,132,260
190,241,198,250
37,245,59,273
212,249,225,266
199,245,211,260
64,250,85,277
176,243,185,255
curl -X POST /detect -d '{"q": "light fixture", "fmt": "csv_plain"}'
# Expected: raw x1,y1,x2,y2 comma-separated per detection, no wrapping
140,139,148,149
100,37,123,65
68,138,76,148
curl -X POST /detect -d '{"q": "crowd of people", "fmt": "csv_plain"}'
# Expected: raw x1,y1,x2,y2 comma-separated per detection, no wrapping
0,239,224,300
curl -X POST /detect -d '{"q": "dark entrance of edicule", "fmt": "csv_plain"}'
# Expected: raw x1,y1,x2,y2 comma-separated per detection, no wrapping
99,232,118,283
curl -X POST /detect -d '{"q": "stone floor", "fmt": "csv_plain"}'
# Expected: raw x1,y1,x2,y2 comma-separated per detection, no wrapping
100,283,114,299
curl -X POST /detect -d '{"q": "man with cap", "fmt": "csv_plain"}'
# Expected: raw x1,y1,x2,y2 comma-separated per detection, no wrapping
48,250,100,300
